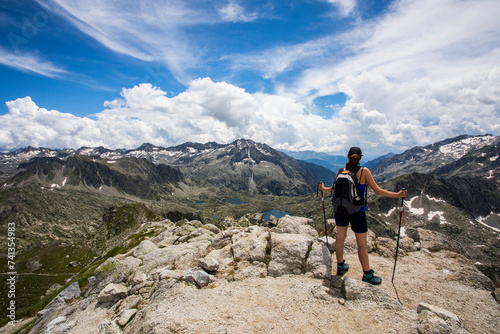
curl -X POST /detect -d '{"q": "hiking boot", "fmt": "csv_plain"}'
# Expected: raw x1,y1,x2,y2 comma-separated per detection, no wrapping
336,261,349,276
362,269,382,285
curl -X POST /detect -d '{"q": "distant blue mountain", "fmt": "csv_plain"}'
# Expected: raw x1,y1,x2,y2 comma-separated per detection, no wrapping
303,158,338,172
283,151,345,171
283,150,391,172
362,153,396,170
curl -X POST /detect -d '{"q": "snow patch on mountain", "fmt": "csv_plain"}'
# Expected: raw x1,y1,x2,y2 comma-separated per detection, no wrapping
477,214,500,233
77,148,95,156
381,207,397,217
50,177,68,189
108,152,126,159
438,135,497,159
428,211,448,224
406,196,424,215
409,207,424,215
425,195,446,203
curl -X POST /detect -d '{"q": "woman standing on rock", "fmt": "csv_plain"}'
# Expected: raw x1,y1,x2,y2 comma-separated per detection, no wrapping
318,147,407,285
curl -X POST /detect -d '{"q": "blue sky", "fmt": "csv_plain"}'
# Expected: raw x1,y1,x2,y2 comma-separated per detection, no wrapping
1,0,499,156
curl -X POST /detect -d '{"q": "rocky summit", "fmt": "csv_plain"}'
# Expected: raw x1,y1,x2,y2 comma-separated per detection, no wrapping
4,215,499,334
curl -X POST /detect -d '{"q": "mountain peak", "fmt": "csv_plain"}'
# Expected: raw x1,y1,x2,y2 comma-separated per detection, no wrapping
134,143,163,152
233,138,256,147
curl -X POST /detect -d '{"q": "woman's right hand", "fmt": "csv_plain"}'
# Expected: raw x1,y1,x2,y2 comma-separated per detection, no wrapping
397,189,408,198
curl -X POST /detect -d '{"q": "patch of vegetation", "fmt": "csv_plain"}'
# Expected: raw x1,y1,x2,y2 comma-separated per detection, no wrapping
264,234,272,266
103,246,127,258
103,203,161,239
302,243,313,274
127,229,158,242
13,318,36,334
0,244,98,322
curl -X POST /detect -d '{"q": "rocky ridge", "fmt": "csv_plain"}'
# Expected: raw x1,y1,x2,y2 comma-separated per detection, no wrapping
5,215,499,334
372,134,499,183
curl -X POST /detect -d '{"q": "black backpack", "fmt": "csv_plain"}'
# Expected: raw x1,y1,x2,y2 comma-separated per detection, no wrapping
332,167,366,215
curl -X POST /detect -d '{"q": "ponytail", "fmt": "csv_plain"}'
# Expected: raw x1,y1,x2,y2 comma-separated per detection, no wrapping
346,154,361,171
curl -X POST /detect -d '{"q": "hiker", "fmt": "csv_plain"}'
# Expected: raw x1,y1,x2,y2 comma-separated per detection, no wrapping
318,147,407,285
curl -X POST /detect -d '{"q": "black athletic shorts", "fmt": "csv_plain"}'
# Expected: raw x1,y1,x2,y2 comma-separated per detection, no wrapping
334,210,368,234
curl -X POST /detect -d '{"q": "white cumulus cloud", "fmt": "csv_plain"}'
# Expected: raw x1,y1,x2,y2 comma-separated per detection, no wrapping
0,78,348,152
279,0,500,152
3,70,498,155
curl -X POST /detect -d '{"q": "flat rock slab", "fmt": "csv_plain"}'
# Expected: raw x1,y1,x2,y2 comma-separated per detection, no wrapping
341,276,401,309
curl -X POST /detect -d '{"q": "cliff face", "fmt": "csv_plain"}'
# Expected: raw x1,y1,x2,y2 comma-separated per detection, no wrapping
6,216,498,334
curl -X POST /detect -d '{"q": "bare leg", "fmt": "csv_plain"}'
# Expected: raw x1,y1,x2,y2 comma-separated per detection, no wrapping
355,232,370,271
335,226,348,263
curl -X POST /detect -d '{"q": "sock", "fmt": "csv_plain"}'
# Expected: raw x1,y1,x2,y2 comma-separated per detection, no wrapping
338,260,345,266
363,269,373,276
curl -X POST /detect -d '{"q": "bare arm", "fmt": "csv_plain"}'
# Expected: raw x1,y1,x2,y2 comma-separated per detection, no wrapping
363,168,407,198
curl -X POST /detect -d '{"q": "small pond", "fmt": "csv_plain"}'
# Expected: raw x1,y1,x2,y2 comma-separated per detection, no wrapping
223,198,248,205
261,209,290,222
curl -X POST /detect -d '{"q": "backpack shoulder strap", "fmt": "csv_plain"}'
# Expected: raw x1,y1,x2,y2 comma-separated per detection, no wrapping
348,166,361,183
359,167,368,209
335,168,344,178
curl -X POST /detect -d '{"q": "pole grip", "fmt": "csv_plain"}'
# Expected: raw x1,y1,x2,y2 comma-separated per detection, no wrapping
317,182,323,197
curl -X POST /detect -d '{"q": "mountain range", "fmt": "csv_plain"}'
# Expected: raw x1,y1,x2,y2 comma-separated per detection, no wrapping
3,135,498,220
1,135,499,226
0,139,333,197
1,134,499,328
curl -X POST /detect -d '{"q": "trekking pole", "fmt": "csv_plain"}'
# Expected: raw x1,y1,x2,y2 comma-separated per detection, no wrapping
392,188,406,283
317,183,329,250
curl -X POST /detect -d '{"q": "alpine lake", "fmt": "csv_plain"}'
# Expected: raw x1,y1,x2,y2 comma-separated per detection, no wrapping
222,198,290,221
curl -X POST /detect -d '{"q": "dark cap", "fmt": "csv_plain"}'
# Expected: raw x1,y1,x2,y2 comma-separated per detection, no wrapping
348,147,362,157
